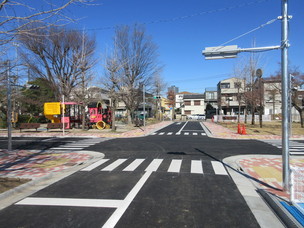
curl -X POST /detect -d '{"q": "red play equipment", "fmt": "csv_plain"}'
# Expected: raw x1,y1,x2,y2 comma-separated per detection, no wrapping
88,101,112,129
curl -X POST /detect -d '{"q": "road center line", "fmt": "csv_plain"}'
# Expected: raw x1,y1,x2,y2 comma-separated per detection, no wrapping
177,121,188,134
102,171,153,228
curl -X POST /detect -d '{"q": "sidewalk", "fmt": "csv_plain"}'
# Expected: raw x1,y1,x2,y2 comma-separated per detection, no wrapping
203,121,304,227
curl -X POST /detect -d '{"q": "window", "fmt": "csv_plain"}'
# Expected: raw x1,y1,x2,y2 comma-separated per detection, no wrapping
194,100,201,105
184,101,191,106
184,110,191,115
298,95,303,100
234,82,242,88
221,83,230,89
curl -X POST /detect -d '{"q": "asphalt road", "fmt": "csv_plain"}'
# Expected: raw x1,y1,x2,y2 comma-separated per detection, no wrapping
0,121,282,228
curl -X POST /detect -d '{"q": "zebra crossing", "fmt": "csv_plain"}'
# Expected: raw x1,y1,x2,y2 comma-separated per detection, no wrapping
151,132,207,136
48,138,107,151
262,140,304,156
81,158,229,176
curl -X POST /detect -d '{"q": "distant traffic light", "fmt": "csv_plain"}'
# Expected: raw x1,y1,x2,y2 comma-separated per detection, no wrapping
153,96,161,99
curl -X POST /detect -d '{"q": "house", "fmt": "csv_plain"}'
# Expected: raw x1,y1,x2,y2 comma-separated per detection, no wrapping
181,94,205,116
204,87,218,118
217,77,246,115
262,78,282,118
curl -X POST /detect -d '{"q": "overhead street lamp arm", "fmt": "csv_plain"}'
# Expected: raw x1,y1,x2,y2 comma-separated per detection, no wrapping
202,45,281,60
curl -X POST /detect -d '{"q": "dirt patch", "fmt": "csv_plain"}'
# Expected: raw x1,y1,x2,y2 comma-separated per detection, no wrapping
0,177,31,194
217,121,303,136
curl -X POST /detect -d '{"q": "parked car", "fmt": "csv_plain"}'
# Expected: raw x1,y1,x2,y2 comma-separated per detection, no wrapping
187,114,205,120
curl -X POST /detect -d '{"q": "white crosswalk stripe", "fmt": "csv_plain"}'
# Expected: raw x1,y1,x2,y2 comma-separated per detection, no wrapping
49,138,106,151
123,159,145,171
261,140,304,156
151,132,206,136
82,158,229,176
167,159,182,173
101,159,128,171
211,161,228,175
191,160,203,174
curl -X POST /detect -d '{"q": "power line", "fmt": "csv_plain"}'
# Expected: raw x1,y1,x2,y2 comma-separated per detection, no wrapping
85,0,271,32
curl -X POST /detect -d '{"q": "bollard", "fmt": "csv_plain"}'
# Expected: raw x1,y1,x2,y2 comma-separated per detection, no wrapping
242,124,247,135
237,123,242,134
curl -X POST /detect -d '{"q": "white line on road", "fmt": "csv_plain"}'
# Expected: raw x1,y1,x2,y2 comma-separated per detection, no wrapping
167,132,173,135
191,160,203,174
123,159,145,171
167,159,182,173
211,161,228,175
81,159,109,171
184,132,189,135
145,159,163,172
159,132,165,135
177,121,188,134
102,171,153,228
193,132,198,136
101,159,127,171
16,197,123,208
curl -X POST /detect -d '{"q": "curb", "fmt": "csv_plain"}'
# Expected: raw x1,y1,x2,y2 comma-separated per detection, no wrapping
223,155,285,228
0,150,105,210
257,189,303,228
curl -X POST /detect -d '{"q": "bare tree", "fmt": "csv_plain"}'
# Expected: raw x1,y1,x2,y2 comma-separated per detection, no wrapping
19,26,96,101
0,0,94,46
268,66,304,127
103,25,162,125
234,53,262,125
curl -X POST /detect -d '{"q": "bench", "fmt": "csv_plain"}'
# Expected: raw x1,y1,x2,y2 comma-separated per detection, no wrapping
19,123,41,132
46,123,67,131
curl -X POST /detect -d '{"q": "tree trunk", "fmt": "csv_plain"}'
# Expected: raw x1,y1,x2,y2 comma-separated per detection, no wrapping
81,104,86,130
300,110,304,128
111,107,116,131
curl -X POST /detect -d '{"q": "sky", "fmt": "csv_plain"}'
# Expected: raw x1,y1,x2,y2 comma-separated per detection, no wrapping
42,0,304,93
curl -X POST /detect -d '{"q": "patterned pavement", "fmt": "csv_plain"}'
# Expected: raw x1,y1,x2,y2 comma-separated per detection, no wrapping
0,150,93,179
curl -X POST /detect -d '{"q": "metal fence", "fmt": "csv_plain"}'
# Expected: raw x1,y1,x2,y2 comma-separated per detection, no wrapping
290,167,304,214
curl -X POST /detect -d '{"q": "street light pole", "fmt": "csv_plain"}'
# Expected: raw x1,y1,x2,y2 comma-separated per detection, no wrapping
281,0,290,191
6,61,12,151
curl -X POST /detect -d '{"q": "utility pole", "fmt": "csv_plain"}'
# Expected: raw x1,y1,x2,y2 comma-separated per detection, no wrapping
6,61,12,151
281,0,290,191
202,0,291,192
143,85,146,127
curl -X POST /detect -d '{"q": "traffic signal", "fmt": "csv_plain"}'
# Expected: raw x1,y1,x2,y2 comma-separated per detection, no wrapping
153,96,161,99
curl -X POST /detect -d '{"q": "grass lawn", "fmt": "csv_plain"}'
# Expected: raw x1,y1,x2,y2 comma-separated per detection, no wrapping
217,121,304,136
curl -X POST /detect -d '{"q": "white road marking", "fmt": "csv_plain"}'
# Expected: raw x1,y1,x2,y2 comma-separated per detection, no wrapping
145,159,163,172
290,152,304,155
102,159,127,171
81,159,109,171
151,132,157,135
193,132,198,136
177,121,188,134
123,159,145,171
211,161,228,175
159,132,165,135
167,159,182,173
184,132,189,135
16,197,122,208
102,171,153,228
201,133,206,136
50,147,83,150
167,132,173,135
191,160,203,174
175,132,181,135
